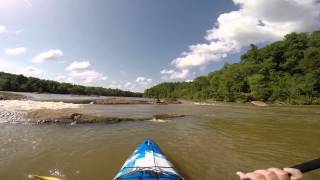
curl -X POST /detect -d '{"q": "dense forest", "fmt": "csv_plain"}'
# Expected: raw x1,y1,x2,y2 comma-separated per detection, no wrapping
144,31,320,105
0,72,142,97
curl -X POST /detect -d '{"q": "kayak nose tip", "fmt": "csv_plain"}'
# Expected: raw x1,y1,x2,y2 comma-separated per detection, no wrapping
143,139,154,145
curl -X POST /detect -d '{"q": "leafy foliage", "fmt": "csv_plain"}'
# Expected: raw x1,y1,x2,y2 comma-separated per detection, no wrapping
0,72,142,97
144,31,320,104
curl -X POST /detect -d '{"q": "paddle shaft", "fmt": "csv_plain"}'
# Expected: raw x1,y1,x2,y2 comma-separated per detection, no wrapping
290,158,320,173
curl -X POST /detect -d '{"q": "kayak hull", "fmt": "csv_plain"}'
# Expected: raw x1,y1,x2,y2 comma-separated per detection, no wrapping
114,139,183,180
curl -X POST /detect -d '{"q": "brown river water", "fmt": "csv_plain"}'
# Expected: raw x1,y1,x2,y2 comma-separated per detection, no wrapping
0,100,319,180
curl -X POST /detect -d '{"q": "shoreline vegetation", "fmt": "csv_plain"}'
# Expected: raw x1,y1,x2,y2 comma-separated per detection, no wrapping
0,72,142,97
144,31,320,105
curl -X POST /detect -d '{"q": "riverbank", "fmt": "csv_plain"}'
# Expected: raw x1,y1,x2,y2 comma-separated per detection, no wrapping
191,100,269,107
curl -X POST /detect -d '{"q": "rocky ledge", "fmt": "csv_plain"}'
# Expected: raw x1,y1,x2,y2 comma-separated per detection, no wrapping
27,109,185,124
94,98,149,105
0,91,27,100
251,101,268,107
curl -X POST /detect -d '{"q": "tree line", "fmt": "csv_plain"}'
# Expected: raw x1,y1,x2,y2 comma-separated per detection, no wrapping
144,31,320,105
0,72,142,97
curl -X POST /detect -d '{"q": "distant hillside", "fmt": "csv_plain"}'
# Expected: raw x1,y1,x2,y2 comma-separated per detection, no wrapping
144,31,320,105
0,72,142,97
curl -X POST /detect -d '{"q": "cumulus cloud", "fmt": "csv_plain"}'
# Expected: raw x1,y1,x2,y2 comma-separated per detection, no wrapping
0,59,44,78
5,47,27,56
0,59,20,74
66,61,107,84
135,77,153,85
66,61,90,71
24,0,32,7
68,70,107,84
15,30,22,35
21,66,45,77
113,77,153,92
172,41,237,69
160,69,192,80
124,82,132,88
170,0,320,70
0,26,7,34
32,49,63,63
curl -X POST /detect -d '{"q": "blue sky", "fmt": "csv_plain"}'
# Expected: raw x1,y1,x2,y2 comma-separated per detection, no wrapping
0,0,319,92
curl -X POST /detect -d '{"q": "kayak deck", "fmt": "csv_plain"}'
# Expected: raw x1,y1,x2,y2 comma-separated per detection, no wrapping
114,139,183,180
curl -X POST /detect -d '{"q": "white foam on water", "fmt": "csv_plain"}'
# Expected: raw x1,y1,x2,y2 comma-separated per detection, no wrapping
0,100,82,123
0,100,82,111
194,102,215,106
149,118,167,123
50,169,64,177
0,108,27,123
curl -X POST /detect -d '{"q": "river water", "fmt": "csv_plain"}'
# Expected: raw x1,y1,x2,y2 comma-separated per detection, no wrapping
0,101,319,180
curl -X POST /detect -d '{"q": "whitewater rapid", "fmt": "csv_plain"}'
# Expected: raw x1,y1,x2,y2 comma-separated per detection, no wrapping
0,100,82,123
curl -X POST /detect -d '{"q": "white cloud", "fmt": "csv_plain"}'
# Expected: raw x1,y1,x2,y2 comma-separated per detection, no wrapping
172,41,238,69
15,30,22,35
0,27,23,35
0,59,20,74
124,82,132,88
21,66,45,77
114,77,153,92
24,0,32,7
135,77,153,85
32,49,63,63
170,0,320,69
5,47,27,56
66,61,90,71
160,69,192,80
68,70,107,84
0,26,7,34
66,61,107,84
0,59,44,78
